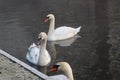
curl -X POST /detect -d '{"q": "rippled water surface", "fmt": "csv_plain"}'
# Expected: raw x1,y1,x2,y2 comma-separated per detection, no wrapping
0,0,120,80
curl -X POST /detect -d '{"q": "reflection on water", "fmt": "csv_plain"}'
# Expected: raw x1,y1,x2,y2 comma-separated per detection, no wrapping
50,35,81,47
0,0,120,80
47,41,57,64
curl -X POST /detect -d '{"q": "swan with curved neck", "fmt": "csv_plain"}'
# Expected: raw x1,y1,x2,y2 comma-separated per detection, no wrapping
26,32,51,66
46,62,74,80
45,14,81,41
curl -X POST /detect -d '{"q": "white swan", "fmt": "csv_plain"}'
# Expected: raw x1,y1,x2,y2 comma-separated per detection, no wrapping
44,14,81,41
45,62,74,80
26,32,51,66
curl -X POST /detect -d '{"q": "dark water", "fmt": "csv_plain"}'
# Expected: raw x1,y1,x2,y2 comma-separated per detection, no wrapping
0,0,120,80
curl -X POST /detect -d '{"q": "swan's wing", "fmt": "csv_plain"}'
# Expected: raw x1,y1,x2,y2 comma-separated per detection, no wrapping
54,26,76,40
55,26,76,35
26,46,39,64
45,75,68,80
28,43,37,50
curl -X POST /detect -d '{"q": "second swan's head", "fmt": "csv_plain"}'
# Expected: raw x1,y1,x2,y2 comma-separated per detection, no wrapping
38,32,47,41
44,14,55,22
49,62,72,73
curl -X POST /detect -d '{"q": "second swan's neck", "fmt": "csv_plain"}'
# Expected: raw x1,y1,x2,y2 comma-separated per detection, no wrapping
48,17,55,39
38,39,47,65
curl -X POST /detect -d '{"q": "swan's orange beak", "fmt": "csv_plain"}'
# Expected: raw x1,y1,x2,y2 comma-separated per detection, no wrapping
49,67,58,72
49,65,59,72
44,18,49,22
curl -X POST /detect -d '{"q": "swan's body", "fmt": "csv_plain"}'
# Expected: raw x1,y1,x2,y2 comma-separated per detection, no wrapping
26,32,51,66
45,14,81,41
53,26,80,41
45,62,74,80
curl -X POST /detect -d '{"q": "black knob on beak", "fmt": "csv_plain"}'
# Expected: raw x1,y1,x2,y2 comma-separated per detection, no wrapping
38,37,42,41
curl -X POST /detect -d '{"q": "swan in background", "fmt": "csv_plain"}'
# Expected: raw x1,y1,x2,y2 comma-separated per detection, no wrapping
44,14,81,41
45,62,74,80
26,32,51,66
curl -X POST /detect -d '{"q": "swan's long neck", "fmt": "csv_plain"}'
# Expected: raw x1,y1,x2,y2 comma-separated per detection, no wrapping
38,39,47,63
64,67,74,80
60,63,74,80
48,17,55,40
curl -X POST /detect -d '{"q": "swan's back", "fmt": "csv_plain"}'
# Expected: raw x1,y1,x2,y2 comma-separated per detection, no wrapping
54,26,80,40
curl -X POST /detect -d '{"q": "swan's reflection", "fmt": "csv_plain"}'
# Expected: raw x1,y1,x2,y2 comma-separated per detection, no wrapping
50,35,81,47
47,35,80,63
27,58,49,74
37,66,48,74
47,41,57,64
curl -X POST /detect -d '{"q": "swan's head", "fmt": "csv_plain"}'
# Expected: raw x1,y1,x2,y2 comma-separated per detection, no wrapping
50,62,74,80
44,14,55,22
38,32,47,41
49,62,71,72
